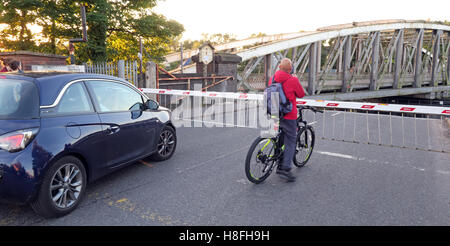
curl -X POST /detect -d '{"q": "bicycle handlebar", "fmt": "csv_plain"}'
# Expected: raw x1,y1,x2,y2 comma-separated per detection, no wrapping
296,105,324,113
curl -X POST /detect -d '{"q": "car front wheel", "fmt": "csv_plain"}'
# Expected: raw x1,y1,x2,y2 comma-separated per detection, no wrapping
151,125,177,161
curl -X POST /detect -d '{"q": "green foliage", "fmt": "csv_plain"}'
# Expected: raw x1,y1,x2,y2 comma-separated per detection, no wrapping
81,0,184,63
0,0,43,51
249,33,266,38
201,33,237,45
36,0,80,54
170,33,238,53
0,0,185,63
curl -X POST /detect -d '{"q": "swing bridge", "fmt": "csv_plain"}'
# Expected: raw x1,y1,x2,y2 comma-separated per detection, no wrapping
166,20,450,101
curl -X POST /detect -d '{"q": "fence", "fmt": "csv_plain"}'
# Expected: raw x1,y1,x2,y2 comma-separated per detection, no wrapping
142,88,450,153
85,60,138,86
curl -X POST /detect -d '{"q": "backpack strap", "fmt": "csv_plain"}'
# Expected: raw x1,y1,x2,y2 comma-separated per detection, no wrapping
271,76,277,84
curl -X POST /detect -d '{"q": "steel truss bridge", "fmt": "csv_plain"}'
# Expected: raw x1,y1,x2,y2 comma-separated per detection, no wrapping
167,20,450,100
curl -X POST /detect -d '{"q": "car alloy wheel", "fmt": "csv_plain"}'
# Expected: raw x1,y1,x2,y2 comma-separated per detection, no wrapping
157,129,175,158
49,163,83,209
31,156,87,218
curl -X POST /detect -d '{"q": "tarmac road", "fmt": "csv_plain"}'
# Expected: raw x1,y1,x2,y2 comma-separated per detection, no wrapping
1,125,449,226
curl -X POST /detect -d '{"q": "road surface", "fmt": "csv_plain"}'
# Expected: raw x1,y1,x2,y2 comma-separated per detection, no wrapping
1,126,449,226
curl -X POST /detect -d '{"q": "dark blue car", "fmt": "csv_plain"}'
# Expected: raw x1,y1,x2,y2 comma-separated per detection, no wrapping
0,73,177,218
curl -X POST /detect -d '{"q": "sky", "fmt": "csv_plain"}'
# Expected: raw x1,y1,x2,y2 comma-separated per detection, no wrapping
153,0,450,41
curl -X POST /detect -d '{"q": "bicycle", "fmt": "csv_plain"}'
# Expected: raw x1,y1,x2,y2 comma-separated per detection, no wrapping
245,105,323,184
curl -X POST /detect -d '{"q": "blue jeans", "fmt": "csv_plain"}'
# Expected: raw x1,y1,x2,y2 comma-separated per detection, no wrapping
279,118,297,171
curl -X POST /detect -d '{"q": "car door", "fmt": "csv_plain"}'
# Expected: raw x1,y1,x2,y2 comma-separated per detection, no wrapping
84,80,157,168
39,81,105,178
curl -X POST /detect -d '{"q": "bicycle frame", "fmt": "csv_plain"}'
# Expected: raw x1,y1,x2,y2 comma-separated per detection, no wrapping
296,109,310,148
246,105,322,183
261,109,308,157
297,109,308,129
257,135,281,173
259,109,307,170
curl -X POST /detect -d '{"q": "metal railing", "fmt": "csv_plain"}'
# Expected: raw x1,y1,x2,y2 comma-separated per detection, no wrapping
85,60,138,85
305,108,450,153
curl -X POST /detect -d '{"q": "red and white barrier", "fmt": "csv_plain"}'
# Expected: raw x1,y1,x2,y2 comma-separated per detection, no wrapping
141,88,260,100
140,88,450,116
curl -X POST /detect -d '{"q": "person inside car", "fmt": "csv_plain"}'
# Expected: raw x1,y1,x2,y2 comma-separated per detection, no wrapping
9,60,23,73
0,58,12,72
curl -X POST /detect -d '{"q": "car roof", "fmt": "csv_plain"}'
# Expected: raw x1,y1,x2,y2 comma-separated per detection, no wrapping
1,72,131,106
1,72,77,79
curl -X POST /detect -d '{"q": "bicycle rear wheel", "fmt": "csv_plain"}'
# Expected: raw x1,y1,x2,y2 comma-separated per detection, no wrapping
293,125,315,168
245,137,276,184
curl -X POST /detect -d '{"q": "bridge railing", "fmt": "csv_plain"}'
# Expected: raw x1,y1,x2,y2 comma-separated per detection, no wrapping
141,88,450,153
242,72,443,93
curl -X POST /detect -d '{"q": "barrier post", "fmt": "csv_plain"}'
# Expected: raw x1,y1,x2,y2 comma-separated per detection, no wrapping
145,61,157,101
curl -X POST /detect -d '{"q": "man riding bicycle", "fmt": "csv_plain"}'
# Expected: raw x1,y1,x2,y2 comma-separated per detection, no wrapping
268,58,305,182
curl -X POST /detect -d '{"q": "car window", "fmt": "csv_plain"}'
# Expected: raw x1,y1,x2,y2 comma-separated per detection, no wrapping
0,79,39,120
86,80,143,113
56,82,93,114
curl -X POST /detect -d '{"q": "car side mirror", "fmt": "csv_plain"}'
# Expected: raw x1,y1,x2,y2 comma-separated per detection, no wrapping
145,99,159,110
129,102,146,111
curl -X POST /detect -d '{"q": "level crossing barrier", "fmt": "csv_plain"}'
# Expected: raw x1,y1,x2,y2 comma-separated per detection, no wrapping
141,88,450,153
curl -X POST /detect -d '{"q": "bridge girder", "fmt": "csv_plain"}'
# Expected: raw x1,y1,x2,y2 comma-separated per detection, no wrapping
237,20,450,98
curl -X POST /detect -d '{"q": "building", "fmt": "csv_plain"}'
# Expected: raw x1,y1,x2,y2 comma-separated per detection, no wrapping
0,51,67,71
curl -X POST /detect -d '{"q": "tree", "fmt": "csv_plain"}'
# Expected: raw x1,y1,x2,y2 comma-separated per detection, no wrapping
36,0,81,55
172,33,238,52
1,0,184,64
105,8,184,63
0,0,42,51
249,33,266,38
80,0,109,62
200,33,237,45
75,0,184,63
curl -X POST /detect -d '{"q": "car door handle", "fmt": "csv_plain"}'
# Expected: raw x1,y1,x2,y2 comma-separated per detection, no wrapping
106,125,120,134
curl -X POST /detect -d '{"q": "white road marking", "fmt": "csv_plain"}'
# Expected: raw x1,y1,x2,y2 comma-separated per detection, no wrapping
316,151,359,160
315,150,450,176
437,170,450,175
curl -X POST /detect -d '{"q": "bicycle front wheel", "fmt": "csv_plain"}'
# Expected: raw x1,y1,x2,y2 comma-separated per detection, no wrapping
245,137,276,184
293,125,315,168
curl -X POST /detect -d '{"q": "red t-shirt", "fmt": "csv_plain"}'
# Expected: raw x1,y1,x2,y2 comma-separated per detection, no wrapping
268,70,305,120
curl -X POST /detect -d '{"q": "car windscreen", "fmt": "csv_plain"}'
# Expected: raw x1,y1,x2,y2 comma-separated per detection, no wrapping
0,79,39,120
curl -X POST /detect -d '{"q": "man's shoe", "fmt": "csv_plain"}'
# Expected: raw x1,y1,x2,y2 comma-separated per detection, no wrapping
277,169,296,182
275,167,285,174
276,165,290,174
